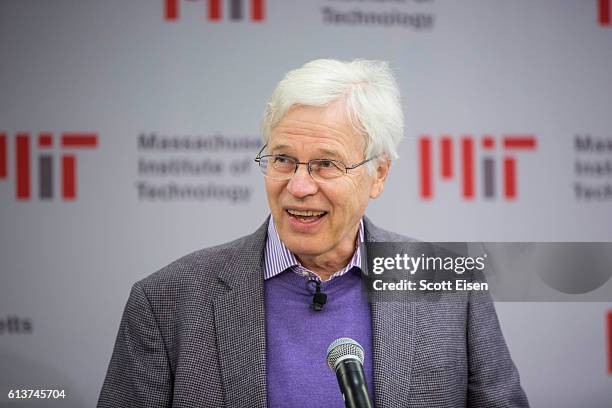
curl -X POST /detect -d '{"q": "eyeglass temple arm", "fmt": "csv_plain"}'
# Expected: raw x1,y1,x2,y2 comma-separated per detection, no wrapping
345,156,377,171
254,143,268,162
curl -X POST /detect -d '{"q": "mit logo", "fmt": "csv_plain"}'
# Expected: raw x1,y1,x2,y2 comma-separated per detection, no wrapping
418,134,537,200
164,0,265,22
0,132,98,201
600,0,611,26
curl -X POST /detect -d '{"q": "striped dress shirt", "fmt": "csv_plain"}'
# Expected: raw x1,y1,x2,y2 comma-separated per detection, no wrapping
263,216,364,280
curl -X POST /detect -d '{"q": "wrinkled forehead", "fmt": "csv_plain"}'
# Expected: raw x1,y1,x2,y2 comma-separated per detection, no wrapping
268,103,367,159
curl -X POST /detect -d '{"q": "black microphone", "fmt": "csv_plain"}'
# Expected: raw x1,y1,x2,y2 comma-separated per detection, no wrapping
326,338,373,408
309,278,327,311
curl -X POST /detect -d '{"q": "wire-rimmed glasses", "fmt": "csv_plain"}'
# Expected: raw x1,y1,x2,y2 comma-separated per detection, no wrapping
254,144,376,182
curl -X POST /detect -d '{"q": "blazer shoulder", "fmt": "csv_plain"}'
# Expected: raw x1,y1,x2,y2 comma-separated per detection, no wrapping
363,216,419,243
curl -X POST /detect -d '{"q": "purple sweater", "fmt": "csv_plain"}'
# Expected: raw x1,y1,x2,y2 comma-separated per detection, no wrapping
264,268,374,407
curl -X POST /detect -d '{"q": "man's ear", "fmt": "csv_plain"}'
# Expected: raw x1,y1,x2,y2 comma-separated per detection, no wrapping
369,159,390,199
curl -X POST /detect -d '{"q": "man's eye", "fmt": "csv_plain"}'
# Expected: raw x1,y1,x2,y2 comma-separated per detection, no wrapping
274,156,292,164
318,160,336,168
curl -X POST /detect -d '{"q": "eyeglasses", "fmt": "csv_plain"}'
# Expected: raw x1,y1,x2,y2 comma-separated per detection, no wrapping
254,144,376,182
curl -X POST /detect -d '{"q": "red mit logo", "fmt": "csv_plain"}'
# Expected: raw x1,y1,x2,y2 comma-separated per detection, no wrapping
0,132,98,201
418,134,537,200
600,0,611,26
164,0,265,22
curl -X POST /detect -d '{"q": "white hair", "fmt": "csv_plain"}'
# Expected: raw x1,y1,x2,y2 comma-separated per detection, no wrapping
261,58,404,172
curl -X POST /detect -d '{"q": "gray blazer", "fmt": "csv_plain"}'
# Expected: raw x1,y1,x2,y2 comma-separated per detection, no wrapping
98,217,528,407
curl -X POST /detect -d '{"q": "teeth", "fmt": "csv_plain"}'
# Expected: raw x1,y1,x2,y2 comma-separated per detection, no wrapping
287,209,326,217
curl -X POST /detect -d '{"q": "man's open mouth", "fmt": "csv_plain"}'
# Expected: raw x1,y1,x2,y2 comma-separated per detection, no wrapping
286,209,328,223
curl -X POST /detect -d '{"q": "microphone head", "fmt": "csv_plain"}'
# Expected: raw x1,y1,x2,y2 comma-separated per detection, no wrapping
326,337,365,371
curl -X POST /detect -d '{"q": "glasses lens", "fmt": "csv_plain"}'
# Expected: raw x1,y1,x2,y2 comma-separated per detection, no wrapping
259,155,295,180
310,159,345,181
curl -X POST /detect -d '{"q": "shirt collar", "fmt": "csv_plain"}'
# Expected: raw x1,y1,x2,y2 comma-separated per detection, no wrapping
264,216,364,281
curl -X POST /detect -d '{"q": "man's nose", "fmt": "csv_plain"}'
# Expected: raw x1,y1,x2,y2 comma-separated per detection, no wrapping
286,164,318,198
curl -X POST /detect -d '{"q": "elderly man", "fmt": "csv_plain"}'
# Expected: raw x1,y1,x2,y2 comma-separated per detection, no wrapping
98,59,528,407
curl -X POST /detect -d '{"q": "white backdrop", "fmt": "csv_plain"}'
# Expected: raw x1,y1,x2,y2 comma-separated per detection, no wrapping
1,1,611,406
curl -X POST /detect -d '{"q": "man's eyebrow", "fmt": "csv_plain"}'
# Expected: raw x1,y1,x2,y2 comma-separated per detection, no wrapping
316,149,343,160
268,145,298,157
268,144,343,160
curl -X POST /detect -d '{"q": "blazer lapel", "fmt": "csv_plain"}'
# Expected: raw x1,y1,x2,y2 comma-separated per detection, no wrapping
364,217,417,407
213,220,269,408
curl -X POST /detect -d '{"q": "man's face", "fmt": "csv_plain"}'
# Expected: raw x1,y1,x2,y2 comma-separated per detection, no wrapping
265,102,389,260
